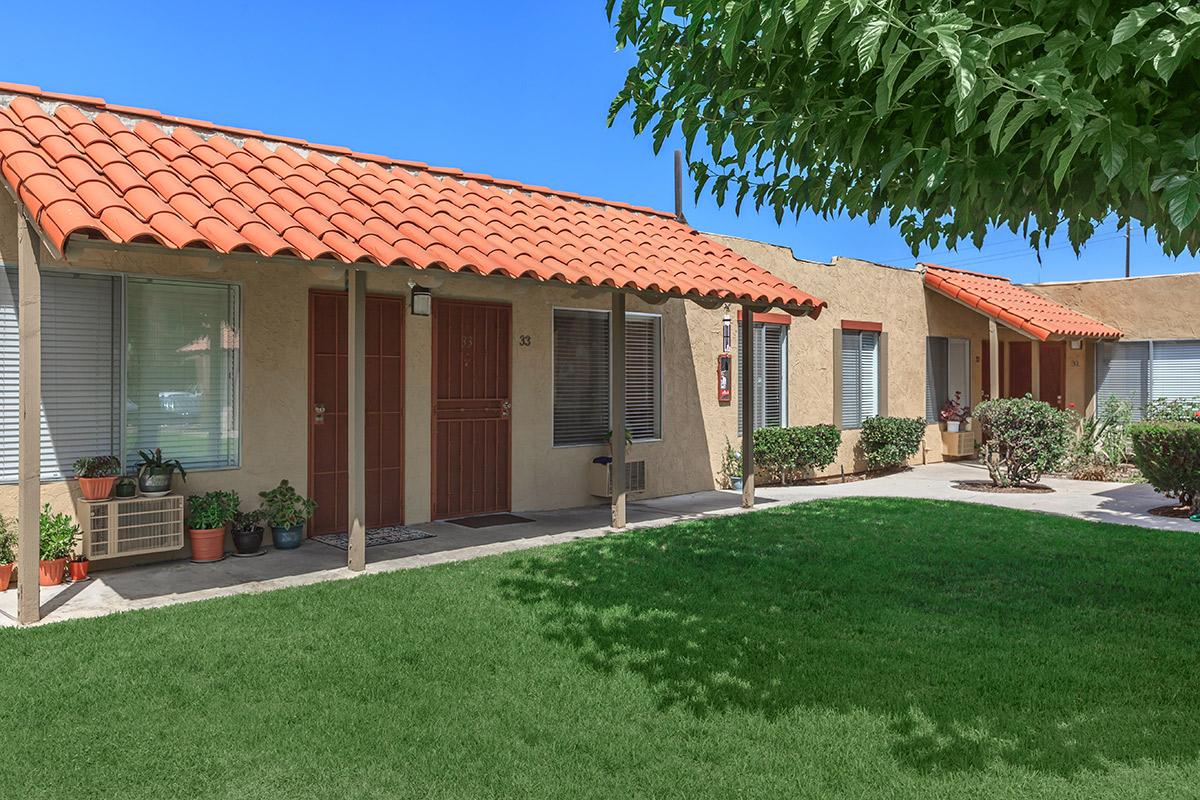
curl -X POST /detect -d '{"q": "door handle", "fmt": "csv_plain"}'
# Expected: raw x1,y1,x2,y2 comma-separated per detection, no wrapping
314,403,326,424
500,401,511,418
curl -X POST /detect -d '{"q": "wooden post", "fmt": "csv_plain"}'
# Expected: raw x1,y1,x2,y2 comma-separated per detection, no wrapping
740,309,755,508
16,214,41,625
610,292,626,529
347,269,367,571
988,320,1000,401
1031,340,1041,401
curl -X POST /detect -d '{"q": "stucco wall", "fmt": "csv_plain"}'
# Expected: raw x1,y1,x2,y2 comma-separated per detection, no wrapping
1030,274,1200,341
0,193,721,567
711,236,1006,474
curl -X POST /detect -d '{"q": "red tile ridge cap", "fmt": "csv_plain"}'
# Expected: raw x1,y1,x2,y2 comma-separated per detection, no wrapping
918,262,1010,281
0,81,676,220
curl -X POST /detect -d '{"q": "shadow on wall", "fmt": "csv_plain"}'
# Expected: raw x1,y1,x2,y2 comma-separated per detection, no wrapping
654,305,715,495
498,497,1200,778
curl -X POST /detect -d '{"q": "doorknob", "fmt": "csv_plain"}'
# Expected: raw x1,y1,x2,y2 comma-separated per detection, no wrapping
314,402,326,424
501,401,511,418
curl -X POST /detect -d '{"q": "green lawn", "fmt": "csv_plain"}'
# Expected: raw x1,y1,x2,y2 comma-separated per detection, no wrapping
3,498,1199,799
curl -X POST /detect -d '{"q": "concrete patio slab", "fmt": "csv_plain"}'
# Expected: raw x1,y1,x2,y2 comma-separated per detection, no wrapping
1,461,1194,627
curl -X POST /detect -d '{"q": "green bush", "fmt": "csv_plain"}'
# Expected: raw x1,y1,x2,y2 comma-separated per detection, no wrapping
0,513,14,565
859,416,926,470
187,491,241,530
752,424,840,484
1129,421,1200,512
975,396,1073,487
1067,395,1133,479
1145,397,1200,423
39,504,80,561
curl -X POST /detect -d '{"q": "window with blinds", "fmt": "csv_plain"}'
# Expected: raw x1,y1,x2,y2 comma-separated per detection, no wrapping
0,270,240,483
841,330,879,429
552,309,662,446
925,336,970,422
1097,339,1200,420
125,278,240,470
0,269,121,481
737,322,788,433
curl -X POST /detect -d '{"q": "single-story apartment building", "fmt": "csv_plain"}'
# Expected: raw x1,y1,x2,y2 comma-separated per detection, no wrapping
0,83,1197,624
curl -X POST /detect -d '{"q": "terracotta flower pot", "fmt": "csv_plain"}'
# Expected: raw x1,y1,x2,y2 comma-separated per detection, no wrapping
0,562,12,591
189,527,226,562
78,476,118,501
39,558,67,586
68,560,90,582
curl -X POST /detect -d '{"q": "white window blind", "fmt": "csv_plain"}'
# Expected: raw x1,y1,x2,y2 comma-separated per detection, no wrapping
625,315,661,440
841,330,879,429
1097,341,1150,420
124,278,240,470
0,269,121,481
552,309,663,446
1150,340,1200,404
738,322,788,433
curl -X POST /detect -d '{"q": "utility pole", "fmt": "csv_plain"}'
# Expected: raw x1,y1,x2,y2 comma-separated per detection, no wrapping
1125,221,1131,278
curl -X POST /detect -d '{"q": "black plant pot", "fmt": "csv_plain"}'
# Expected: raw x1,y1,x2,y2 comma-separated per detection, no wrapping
232,527,264,555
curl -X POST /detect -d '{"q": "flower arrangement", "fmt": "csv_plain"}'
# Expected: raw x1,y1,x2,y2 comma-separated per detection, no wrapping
938,391,968,423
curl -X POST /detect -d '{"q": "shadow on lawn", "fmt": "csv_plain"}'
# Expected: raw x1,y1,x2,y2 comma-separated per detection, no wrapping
498,498,1200,777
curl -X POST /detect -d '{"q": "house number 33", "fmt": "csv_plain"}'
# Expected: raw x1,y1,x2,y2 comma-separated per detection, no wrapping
518,335,532,347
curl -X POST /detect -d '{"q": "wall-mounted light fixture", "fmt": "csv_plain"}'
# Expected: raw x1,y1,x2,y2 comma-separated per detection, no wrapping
410,285,433,316
1069,339,1083,350
722,315,731,353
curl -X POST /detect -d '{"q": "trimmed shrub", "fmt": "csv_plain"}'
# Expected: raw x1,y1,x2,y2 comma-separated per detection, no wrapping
1145,397,1200,423
752,424,841,484
1129,421,1200,511
859,416,926,470
975,396,1073,487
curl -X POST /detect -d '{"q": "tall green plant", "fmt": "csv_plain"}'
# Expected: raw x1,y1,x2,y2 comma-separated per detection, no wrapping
0,513,14,565
609,1,1200,257
39,504,80,561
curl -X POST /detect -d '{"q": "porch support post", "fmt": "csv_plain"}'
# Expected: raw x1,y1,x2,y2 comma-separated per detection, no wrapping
740,308,755,509
1031,340,1041,400
610,291,626,529
347,269,367,571
988,319,1000,401
16,214,41,625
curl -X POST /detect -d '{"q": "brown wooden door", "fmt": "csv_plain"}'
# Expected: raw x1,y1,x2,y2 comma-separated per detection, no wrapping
309,291,405,535
432,299,511,519
1009,341,1032,398
1039,341,1067,409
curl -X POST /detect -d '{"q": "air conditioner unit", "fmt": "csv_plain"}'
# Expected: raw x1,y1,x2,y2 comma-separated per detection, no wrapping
80,495,186,560
589,460,647,498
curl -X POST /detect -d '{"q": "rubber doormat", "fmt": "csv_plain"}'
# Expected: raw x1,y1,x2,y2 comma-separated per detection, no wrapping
446,513,534,529
312,525,435,550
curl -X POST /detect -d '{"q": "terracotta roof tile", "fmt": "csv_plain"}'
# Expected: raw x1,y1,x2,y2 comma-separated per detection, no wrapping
0,83,825,315
921,263,1121,340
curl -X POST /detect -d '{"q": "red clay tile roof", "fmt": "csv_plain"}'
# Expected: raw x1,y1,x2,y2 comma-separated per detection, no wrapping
921,263,1121,340
0,83,826,316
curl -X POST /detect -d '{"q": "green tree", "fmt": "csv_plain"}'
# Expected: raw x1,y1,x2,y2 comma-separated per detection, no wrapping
608,0,1200,256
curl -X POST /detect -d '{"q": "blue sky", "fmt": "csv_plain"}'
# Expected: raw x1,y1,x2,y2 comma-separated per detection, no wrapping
1,0,1194,284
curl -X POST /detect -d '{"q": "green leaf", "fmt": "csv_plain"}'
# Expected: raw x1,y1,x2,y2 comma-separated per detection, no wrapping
1178,6,1200,25
1099,133,1127,179
857,18,888,73
806,1,844,54
987,92,1019,153
996,103,1040,154
1164,175,1200,229
1112,3,1164,45
989,23,1044,49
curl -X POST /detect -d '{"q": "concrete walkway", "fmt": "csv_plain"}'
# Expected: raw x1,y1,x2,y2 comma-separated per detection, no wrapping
2,461,1193,627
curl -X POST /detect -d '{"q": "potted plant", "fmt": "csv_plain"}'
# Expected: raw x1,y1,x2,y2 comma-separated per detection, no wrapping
939,392,966,433
136,448,186,496
230,510,265,555
258,480,317,550
39,504,80,586
720,436,743,490
0,513,14,592
114,476,138,498
186,491,240,562
68,553,90,582
73,455,122,501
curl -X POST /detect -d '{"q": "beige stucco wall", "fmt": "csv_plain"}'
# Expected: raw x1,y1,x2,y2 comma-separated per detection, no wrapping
710,236,1006,474
0,192,724,567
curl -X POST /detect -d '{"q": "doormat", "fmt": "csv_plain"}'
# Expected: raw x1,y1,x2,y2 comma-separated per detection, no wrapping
447,513,534,529
312,525,435,551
